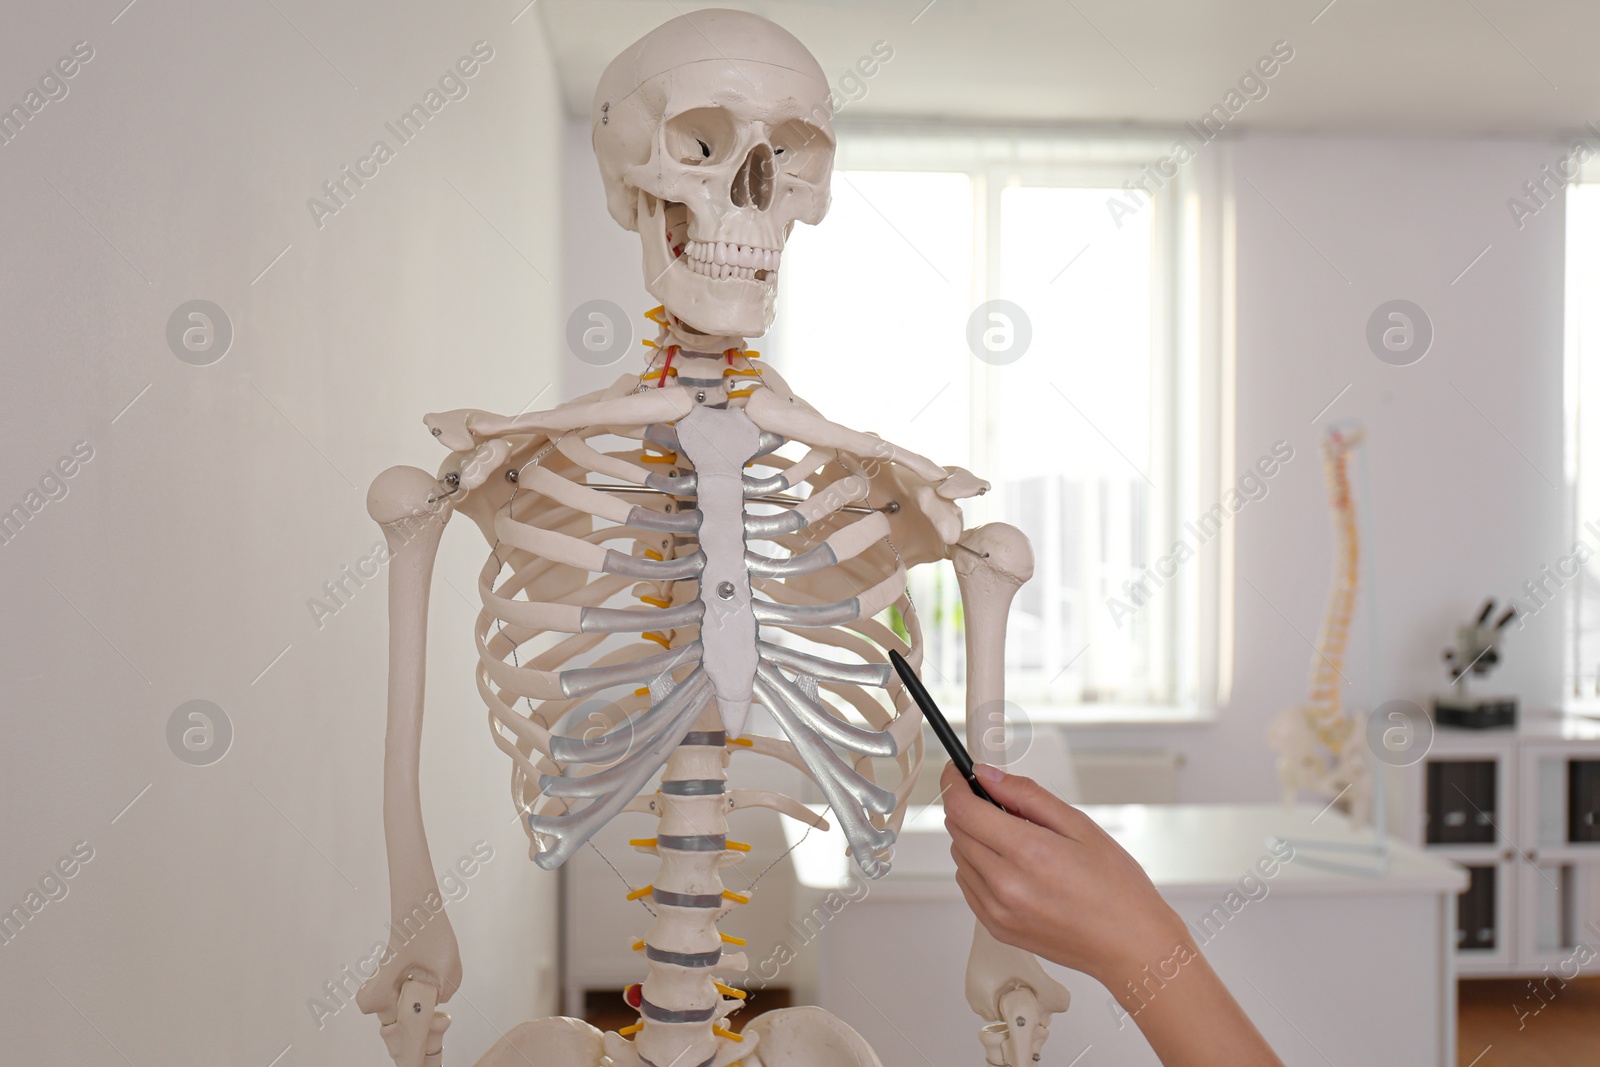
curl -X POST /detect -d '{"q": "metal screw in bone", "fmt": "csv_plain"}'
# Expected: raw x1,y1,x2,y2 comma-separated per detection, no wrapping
885,500,900,513
716,581,735,599
506,468,518,483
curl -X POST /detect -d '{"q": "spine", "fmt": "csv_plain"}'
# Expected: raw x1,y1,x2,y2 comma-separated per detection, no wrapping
632,725,747,1067
1305,448,1360,753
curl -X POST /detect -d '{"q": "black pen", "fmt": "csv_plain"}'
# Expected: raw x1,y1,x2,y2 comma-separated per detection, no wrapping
887,649,1006,811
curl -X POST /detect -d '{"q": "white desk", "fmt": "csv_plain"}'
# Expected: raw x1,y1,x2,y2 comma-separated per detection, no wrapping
784,803,1468,1066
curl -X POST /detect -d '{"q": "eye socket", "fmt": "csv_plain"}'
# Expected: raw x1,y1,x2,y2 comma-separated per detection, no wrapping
664,108,738,166
769,119,832,183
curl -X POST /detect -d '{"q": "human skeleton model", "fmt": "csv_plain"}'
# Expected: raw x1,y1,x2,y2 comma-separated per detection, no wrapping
356,11,1070,1067
1267,424,1371,824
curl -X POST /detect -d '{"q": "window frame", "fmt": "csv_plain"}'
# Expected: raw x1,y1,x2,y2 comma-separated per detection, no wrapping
1564,178,1600,710
806,121,1235,724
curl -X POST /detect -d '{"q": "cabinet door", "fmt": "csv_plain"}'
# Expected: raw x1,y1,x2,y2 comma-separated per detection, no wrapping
1452,856,1518,975
1523,750,1600,851
1568,761,1600,843
1514,858,1600,973
1426,760,1499,845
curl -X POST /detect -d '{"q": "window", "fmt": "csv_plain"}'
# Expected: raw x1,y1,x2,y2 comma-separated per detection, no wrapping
766,126,1232,720
1566,182,1600,701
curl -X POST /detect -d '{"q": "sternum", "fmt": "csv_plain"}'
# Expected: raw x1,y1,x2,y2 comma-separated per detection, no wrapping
675,403,761,737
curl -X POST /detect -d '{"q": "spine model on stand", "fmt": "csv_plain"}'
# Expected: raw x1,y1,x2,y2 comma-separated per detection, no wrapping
1268,424,1372,824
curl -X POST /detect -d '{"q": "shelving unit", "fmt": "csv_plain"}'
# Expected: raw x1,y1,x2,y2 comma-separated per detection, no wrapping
1394,714,1600,976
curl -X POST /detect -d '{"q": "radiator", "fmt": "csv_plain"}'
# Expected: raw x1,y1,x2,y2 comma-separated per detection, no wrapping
906,730,1182,807
1071,748,1184,804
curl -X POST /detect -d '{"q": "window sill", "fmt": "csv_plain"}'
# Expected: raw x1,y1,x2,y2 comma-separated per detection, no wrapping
1561,698,1600,719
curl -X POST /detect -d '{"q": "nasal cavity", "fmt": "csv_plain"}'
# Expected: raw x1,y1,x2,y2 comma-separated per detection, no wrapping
730,143,775,210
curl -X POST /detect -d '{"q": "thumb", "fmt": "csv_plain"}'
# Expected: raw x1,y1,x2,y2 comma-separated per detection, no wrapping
974,764,1087,839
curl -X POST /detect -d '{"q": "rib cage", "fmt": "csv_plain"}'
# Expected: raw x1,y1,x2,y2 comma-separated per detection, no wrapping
452,382,929,878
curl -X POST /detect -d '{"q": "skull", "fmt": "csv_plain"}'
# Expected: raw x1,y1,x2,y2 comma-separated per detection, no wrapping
592,9,835,341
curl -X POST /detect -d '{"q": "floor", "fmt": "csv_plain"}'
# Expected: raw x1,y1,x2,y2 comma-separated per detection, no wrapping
1457,977,1600,1066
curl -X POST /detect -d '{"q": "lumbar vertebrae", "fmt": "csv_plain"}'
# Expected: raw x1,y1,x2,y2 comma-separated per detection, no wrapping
359,10,1069,1067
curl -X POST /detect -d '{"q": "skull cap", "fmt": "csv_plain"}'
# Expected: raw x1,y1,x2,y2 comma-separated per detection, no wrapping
593,8,828,118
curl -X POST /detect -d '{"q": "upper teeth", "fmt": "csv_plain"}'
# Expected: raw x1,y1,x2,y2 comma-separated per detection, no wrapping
681,240,780,281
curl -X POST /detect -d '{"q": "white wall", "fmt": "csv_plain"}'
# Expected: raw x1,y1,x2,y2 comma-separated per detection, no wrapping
561,119,659,399
1114,133,1568,800
558,121,1572,803
1,3,565,1063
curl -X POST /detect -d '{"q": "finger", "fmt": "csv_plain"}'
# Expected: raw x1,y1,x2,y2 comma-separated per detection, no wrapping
944,771,1048,860
955,863,1003,926
973,764,1093,841
938,759,972,803
947,816,1006,874
942,758,1002,817
941,760,994,827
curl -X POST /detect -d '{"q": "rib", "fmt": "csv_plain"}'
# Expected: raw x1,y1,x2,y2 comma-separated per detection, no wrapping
754,661,896,758
528,672,714,869
756,640,891,687
744,510,889,578
752,674,897,874
741,445,832,496
548,662,708,764
556,640,703,699
750,566,905,628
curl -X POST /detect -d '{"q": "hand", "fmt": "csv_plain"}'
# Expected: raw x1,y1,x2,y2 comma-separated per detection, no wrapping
941,760,1184,985
943,762,1283,1067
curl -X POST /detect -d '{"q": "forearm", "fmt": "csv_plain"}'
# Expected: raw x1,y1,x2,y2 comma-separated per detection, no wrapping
1101,938,1281,1067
